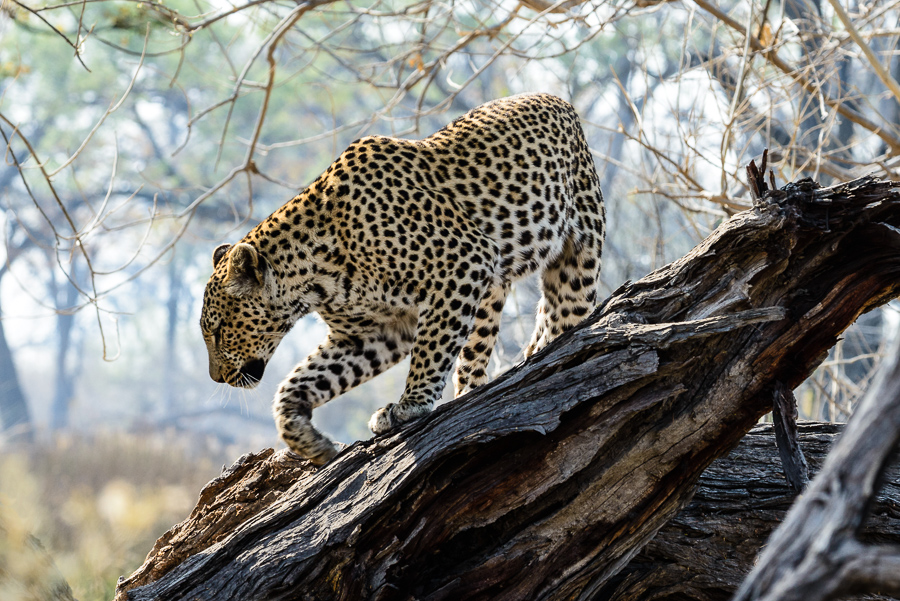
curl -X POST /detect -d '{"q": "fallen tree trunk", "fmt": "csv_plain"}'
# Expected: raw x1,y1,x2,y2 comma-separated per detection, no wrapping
116,423,900,601
734,333,900,601
116,175,900,600
602,422,900,601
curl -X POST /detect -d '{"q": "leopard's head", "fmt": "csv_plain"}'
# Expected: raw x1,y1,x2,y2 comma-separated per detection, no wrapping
200,243,290,388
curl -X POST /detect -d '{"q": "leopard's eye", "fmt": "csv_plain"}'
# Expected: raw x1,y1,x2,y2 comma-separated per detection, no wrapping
202,318,221,340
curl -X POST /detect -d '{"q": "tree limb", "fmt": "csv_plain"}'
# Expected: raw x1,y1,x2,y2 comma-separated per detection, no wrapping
772,381,809,492
840,544,900,596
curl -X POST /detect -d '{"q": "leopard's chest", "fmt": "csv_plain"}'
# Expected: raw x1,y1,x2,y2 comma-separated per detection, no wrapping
319,302,417,339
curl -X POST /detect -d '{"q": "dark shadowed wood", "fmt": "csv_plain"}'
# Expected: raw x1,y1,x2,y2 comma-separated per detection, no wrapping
115,176,900,601
772,381,809,491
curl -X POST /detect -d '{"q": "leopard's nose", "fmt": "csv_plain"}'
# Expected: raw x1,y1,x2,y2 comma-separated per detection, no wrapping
209,364,226,383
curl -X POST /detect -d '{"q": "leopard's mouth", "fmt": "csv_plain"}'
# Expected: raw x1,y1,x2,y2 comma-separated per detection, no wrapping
234,358,266,388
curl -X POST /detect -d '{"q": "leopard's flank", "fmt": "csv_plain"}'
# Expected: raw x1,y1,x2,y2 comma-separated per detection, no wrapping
201,94,606,465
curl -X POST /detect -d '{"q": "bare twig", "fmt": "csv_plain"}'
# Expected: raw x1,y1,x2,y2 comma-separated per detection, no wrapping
826,0,900,103
8,0,91,71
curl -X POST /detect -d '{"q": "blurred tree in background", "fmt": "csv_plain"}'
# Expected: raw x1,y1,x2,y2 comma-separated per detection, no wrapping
2,0,900,597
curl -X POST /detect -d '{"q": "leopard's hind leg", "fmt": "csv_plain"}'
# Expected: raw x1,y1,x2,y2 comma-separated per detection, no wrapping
525,234,601,358
454,283,511,397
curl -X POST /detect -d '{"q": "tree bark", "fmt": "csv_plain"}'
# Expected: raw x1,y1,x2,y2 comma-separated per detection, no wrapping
116,422,900,601
116,175,900,600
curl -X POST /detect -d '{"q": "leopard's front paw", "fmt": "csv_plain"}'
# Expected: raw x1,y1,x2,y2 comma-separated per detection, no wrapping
275,410,339,466
368,403,399,435
305,440,340,466
368,401,433,436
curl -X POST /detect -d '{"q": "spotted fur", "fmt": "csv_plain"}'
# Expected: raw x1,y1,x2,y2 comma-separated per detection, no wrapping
200,94,606,464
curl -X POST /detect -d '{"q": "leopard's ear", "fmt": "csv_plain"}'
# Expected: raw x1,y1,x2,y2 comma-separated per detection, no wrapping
223,243,267,297
212,244,232,268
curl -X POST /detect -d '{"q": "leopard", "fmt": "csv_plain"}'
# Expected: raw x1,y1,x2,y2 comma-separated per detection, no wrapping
200,93,606,465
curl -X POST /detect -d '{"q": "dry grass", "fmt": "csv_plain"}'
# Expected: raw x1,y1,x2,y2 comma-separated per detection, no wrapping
0,432,219,601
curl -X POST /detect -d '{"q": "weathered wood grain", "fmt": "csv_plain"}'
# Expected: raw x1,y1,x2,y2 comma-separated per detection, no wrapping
115,176,900,601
